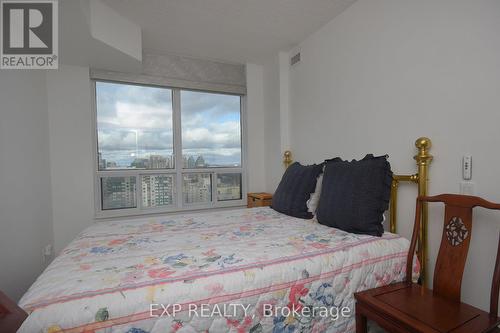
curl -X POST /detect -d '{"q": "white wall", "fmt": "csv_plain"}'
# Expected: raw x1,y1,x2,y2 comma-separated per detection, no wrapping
0,71,53,301
246,64,267,192
287,0,500,311
46,65,95,252
89,0,142,62
262,55,284,192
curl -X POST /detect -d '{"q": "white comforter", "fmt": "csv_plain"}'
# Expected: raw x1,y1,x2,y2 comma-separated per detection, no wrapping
19,207,415,333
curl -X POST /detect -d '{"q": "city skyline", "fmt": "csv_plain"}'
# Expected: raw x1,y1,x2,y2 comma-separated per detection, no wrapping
98,152,241,170
101,171,242,210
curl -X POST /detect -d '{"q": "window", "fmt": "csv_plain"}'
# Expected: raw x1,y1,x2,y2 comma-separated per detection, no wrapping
181,90,241,168
183,173,212,204
141,174,175,208
94,80,245,217
217,173,242,201
96,82,174,170
101,176,137,210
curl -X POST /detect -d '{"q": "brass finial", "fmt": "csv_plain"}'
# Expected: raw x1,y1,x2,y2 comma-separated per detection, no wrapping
415,137,431,151
414,137,433,165
283,150,292,168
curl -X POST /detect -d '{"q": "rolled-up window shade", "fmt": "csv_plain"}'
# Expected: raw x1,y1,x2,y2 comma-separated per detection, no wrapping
91,53,246,95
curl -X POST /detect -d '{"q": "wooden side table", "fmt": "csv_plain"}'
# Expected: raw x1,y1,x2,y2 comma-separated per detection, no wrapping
0,291,27,333
247,192,272,208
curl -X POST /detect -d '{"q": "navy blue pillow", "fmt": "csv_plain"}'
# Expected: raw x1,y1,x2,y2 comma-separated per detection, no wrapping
272,162,324,219
316,155,392,236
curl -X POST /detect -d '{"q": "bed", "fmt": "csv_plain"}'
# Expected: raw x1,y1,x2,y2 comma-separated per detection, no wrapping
18,207,412,333
16,137,433,333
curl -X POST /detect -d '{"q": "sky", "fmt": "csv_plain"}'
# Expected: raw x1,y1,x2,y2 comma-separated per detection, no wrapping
96,81,241,167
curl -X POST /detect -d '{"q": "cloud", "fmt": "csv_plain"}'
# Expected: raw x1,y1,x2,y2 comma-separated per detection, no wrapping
182,121,241,149
98,129,173,151
181,90,240,119
96,82,172,124
96,82,242,165
180,91,241,152
101,102,173,129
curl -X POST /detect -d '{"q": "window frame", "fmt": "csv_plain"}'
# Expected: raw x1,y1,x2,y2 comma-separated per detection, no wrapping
91,78,248,218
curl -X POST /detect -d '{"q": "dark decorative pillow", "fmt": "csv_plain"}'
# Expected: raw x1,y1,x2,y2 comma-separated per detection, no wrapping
316,154,392,236
272,162,324,219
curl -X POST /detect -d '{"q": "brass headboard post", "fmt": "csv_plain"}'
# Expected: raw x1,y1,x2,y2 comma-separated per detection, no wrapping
414,137,433,286
389,137,433,286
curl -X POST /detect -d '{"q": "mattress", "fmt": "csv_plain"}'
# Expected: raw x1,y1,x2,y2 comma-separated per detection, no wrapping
19,207,416,333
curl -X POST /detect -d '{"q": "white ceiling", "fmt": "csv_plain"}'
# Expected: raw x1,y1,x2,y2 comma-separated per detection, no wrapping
101,0,357,64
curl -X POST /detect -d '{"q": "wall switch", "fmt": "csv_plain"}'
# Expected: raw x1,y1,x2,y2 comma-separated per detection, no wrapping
460,181,475,195
42,244,53,264
462,155,472,180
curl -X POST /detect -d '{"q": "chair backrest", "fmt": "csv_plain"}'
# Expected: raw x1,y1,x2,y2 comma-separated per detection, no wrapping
406,194,500,316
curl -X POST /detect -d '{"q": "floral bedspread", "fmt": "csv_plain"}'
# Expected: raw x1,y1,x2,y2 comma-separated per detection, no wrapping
19,207,414,333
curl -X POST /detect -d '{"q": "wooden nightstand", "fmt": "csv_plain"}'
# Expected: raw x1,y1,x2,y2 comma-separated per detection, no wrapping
0,291,28,333
247,192,272,208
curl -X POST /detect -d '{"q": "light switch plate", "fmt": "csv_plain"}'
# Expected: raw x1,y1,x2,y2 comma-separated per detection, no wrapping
463,156,472,180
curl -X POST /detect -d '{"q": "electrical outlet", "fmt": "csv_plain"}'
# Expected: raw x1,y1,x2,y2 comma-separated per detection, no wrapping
460,181,475,195
44,244,52,256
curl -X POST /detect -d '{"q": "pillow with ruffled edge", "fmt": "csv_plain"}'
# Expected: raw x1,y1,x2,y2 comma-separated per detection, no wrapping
272,162,324,219
316,154,392,236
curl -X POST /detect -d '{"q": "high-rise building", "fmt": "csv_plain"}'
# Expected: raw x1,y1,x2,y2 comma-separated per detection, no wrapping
98,152,106,170
102,177,136,209
195,155,206,168
188,156,196,168
131,158,149,169
183,174,211,204
149,155,168,169
216,174,242,201
142,175,173,208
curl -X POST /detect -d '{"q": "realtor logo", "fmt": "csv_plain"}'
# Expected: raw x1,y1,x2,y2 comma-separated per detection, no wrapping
1,0,58,69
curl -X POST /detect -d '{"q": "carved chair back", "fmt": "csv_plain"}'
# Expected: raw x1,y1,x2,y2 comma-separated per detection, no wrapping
406,194,500,316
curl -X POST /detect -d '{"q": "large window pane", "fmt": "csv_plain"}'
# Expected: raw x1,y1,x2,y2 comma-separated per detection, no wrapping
181,91,241,168
217,173,242,201
183,173,212,204
101,176,137,210
96,81,174,170
141,174,174,208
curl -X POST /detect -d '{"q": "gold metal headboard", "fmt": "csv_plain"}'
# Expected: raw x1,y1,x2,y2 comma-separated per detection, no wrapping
390,137,433,286
281,137,433,286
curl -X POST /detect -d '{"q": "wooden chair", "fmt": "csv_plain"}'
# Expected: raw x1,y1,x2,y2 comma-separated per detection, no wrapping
355,194,500,333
